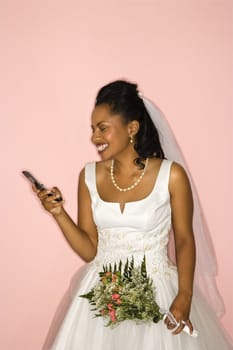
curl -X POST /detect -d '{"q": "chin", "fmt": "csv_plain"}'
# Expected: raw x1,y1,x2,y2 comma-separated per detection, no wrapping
98,151,111,161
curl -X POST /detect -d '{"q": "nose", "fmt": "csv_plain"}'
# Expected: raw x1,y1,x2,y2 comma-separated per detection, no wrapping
91,129,101,144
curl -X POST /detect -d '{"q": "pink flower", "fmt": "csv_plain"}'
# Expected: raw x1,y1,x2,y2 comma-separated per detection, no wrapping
109,309,117,322
107,303,113,310
106,272,112,277
116,298,122,305
111,293,120,300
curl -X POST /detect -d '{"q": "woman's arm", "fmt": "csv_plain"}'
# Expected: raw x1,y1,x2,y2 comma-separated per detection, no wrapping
168,162,196,334
35,168,98,262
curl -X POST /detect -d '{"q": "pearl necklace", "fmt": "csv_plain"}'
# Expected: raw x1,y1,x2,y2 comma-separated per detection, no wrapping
110,158,149,192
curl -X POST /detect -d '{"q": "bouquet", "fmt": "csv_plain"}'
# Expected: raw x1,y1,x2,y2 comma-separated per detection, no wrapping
80,256,163,327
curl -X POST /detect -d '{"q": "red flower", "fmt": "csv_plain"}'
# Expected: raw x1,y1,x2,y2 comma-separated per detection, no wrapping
109,309,117,322
107,303,113,310
111,293,120,300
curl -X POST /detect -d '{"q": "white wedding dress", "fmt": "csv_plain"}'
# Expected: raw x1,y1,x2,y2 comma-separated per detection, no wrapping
49,160,232,350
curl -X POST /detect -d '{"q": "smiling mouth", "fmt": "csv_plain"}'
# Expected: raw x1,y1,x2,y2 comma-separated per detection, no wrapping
96,143,109,152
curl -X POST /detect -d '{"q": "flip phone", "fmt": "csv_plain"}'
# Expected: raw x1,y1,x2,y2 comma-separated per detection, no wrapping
22,170,62,202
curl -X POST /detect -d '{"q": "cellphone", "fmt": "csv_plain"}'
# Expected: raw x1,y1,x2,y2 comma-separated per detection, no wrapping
163,311,198,338
22,170,62,202
22,170,46,190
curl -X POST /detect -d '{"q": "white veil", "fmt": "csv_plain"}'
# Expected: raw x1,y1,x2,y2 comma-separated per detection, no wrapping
142,97,225,317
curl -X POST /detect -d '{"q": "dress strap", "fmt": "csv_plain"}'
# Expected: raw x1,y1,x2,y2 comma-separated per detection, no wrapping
155,159,173,191
84,162,97,198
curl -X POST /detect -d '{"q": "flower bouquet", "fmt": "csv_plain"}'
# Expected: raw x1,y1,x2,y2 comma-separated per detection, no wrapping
80,256,163,327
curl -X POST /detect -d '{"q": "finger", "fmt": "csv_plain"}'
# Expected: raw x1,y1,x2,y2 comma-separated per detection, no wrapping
32,184,40,194
50,197,63,204
50,187,63,202
42,200,64,213
172,321,185,335
44,191,63,202
185,320,194,334
52,187,62,195
167,322,177,330
44,193,59,203
38,190,55,200
163,316,176,330
54,196,63,202
164,316,173,328
49,200,65,207
38,189,62,202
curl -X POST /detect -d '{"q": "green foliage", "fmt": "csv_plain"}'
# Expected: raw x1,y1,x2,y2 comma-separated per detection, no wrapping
80,255,163,327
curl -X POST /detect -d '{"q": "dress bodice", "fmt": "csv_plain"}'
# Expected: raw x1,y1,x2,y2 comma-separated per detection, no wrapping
85,160,174,273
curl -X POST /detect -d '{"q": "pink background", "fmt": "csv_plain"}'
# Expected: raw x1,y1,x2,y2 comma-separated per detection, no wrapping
1,0,232,349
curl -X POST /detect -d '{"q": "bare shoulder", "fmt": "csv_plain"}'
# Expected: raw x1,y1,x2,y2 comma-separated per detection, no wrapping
79,166,85,178
169,162,191,193
78,167,86,187
170,162,188,180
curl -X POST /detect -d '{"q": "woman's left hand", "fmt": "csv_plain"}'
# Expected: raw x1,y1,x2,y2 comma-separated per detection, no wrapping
164,292,194,335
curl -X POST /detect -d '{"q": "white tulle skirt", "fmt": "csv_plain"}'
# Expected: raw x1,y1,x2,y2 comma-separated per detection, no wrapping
42,262,232,350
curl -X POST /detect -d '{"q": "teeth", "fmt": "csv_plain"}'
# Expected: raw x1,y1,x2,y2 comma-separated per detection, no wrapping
97,144,108,152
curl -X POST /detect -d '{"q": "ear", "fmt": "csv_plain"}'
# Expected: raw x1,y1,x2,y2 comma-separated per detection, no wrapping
128,120,140,137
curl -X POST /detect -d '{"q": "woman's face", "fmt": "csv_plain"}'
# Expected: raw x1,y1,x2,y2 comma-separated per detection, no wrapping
91,104,133,160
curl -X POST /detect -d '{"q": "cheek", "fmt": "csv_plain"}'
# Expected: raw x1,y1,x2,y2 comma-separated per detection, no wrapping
115,127,130,142
111,124,129,140
105,129,118,142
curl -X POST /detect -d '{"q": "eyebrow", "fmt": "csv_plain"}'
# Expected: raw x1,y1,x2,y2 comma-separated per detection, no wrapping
91,121,110,128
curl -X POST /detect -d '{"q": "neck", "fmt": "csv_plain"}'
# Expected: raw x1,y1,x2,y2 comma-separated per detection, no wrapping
112,153,145,175
110,157,149,192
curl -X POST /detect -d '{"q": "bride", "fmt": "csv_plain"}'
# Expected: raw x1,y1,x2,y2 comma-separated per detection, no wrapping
30,80,232,349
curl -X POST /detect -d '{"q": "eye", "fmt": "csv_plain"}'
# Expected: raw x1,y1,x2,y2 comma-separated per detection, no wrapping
99,126,107,132
99,124,110,132
91,122,110,134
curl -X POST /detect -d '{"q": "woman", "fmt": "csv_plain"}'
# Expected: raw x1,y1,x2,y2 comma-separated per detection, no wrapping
32,80,232,349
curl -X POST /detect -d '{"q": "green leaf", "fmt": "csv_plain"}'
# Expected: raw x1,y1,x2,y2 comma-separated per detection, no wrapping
124,258,129,278
141,255,147,278
118,260,122,274
79,289,94,300
128,256,134,277
113,262,117,273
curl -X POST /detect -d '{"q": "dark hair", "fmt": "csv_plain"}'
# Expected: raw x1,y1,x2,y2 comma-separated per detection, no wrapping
95,80,165,167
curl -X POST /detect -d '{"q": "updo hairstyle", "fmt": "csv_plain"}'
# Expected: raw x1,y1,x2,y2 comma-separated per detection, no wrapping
95,80,165,167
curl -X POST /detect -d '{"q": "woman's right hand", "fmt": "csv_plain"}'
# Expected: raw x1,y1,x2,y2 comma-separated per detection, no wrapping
32,185,65,216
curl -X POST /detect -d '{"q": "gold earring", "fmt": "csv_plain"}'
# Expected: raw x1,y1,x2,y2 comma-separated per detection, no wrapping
130,135,134,144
